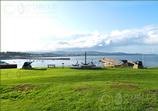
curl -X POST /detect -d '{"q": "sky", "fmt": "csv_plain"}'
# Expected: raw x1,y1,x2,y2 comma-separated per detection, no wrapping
1,1,158,54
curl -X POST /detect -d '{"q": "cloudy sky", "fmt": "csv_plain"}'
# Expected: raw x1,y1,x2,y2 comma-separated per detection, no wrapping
1,1,158,53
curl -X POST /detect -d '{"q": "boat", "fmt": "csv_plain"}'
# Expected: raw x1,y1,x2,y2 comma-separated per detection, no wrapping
71,52,99,69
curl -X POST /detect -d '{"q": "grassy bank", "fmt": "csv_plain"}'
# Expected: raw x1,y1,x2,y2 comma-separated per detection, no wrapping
1,68,158,111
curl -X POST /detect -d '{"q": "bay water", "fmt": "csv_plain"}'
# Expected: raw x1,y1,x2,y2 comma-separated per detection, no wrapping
2,55,158,68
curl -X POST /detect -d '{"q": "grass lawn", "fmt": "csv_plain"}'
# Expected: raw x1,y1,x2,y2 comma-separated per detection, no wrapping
1,68,158,111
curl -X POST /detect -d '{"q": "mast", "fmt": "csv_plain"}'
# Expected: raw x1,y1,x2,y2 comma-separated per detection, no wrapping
85,52,87,65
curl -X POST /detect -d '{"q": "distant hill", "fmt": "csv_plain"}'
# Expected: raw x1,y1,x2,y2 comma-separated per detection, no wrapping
0,51,157,60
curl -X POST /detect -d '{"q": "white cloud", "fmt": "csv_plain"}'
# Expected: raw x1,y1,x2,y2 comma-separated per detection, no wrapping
1,1,158,52
49,25,158,50
144,26,158,44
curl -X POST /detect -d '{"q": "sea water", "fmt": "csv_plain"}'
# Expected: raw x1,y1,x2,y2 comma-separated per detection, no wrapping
2,55,158,68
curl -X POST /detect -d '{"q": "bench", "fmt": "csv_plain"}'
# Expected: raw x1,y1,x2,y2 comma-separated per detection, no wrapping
47,64,56,68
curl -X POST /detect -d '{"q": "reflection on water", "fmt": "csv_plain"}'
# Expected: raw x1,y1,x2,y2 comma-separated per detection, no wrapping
2,55,158,68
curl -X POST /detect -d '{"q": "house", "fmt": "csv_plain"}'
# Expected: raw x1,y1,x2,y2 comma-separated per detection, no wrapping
133,61,143,69
121,60,134,67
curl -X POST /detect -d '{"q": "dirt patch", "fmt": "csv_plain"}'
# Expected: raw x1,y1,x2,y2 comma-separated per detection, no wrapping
74,86,94,92
111,83,139,90
144,89,158,95
144,103,156,111
145,107,155,111
14,84,35,92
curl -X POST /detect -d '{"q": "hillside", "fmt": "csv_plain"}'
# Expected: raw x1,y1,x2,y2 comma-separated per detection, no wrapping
1,51,157,60
1,68,158,111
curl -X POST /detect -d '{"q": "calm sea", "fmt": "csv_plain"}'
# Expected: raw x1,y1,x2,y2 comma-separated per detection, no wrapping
2,55,158,68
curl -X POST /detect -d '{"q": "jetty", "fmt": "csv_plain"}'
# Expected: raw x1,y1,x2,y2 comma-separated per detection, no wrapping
99,58,143,69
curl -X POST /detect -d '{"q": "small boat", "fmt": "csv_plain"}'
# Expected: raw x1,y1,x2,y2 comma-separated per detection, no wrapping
71,52,99,69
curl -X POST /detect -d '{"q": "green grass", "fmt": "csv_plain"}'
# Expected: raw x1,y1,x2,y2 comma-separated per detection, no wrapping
1,67,158,111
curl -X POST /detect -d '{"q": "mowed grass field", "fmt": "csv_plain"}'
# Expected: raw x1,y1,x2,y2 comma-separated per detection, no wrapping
1,68,158,111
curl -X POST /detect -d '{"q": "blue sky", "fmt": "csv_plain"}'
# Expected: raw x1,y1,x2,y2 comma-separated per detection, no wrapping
52,1,158,32
1,1,158,53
